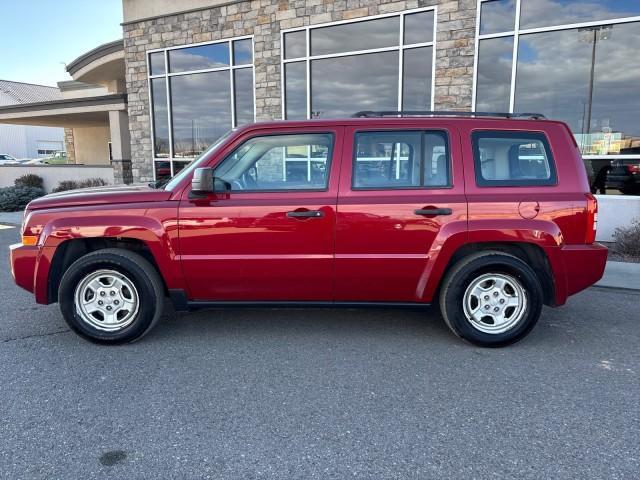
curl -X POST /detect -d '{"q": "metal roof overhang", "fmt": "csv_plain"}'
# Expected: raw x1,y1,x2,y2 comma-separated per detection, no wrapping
0,94,127,127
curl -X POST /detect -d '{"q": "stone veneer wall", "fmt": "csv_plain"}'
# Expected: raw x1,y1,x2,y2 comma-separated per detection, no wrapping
64,128,76,164
123,0,477,182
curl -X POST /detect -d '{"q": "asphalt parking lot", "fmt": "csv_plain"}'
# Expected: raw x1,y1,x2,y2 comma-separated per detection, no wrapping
0,226,638,479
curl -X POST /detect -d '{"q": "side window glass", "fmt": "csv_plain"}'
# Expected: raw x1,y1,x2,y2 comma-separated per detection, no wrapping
472,131,556,186
214,133,334,191
353,130,450,189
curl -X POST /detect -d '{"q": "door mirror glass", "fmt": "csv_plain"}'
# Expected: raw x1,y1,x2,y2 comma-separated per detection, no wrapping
191,167,214,193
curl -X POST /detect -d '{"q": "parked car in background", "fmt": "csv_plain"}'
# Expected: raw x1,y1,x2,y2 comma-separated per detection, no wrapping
606,147,640,195
10,112,607,347
41,151,68,164
0,153,20,164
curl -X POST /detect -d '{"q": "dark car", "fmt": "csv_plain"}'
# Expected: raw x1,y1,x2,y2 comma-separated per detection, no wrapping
606,147,640,195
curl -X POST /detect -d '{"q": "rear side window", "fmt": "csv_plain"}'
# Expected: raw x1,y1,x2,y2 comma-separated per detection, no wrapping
353,130,450,189
472,131,557,186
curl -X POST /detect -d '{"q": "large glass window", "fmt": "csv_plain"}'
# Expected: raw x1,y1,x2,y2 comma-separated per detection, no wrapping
214,133,334,191
282,9,436,120
353,131,449,189
474,0,640,194
148,37,254,179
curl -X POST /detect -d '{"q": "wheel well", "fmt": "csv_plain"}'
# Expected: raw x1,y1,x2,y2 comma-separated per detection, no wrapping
442,242,556,306
48,238,166,304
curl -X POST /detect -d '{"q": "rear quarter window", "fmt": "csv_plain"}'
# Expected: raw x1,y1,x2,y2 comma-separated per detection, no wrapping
472,130,557,187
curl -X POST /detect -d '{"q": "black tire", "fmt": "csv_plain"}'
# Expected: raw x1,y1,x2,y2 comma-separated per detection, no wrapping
439,251,543,347
58,248,164,344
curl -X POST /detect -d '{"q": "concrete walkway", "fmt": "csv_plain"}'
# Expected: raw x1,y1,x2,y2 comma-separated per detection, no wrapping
0,211,22,225
1,208,639,292
596,261,640,292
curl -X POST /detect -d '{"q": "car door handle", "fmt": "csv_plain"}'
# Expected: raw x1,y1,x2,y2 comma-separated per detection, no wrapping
286,210,324,218
414,208,453,216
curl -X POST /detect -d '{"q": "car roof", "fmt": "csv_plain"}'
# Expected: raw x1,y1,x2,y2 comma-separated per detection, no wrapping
237,115,566,133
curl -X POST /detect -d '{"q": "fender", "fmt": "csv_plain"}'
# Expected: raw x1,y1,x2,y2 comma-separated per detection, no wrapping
29,203,184,304
419,218,567,304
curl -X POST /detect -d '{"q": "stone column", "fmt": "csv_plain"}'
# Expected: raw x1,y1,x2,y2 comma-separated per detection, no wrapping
108,110,134,184
64,128,76,164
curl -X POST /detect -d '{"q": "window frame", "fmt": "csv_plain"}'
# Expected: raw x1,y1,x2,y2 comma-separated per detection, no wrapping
471,129,558,187
146,36,256,179
212,131,336,194
472,0,640,161
350,129,452,191
280,7,438,120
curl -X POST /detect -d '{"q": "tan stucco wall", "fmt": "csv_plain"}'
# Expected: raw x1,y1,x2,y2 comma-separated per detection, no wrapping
123,0,232,22
73,126,111,165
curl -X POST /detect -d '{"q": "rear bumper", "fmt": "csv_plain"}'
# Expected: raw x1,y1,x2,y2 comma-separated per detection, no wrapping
10,243,38,294
553,243,608,304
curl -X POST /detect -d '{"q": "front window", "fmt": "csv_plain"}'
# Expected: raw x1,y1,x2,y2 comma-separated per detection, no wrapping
148,37,255,180
282,8,437,119
214,133,334,191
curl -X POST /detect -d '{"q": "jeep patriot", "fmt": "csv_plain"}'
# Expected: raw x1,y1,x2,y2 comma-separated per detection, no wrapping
9,112,608,347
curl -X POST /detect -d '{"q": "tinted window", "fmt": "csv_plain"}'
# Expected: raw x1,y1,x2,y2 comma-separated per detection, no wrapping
476,36,513,112
170,71,231,158
284,62,306,120
168,43,229,73
150,78,169,158
520,0,640,30
472,131,556,186
233,68,254,125
353,131,450,189
284,31,306,60
310,17,399,56
402,47,433,110
404,11,435,44
214,133,334,191
311,51,398,118
232,39,252,65
149,52,165,75
480,0,516,34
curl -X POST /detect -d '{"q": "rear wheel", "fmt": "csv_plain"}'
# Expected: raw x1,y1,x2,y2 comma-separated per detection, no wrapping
59,249,164,344
439,251,543,347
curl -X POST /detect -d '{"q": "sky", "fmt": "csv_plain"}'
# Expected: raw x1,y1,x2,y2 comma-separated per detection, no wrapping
0,0,123,87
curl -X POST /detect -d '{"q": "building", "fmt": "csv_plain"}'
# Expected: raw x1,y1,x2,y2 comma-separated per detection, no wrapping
2,0,639,189
0,80,65,159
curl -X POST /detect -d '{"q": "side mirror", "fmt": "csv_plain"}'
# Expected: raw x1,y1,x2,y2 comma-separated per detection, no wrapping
191,167,214,194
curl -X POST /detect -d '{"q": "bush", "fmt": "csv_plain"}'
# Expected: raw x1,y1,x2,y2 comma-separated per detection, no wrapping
14,174,44,189
0,186,45,212
51,180,79,193
613,220,640,258
51,177,109,193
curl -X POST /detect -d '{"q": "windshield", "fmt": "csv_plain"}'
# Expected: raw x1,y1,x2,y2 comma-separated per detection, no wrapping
162,129,235,191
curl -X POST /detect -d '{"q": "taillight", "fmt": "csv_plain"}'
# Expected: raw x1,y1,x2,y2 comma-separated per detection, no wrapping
626,165,640,174
585,193,598,244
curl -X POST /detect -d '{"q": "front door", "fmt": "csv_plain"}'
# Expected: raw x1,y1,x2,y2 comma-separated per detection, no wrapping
178,127,343,301
335,124,467,302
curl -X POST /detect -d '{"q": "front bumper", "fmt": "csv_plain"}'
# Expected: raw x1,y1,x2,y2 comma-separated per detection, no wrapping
10,243,38,294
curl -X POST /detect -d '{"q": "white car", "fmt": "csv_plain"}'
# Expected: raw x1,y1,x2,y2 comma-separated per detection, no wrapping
0,154,20,165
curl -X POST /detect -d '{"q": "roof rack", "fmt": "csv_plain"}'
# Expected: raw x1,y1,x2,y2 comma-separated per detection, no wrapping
351,110,547,120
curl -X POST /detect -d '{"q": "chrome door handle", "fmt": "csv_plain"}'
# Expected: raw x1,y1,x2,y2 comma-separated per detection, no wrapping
286,210,324,218
414,208,453,216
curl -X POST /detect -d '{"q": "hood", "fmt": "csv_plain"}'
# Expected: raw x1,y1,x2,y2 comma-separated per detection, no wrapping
27,184,173,211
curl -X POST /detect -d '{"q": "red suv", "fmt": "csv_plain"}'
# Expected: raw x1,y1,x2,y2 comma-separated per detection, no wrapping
10,112,607,347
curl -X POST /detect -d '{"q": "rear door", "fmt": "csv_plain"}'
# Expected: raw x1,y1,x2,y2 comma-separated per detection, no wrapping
334,124,466,302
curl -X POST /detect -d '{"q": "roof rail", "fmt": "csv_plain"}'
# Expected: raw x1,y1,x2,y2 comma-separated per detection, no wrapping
351,110,547,120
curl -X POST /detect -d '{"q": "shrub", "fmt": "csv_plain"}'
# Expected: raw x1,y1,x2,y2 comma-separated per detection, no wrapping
613,220,640,258
0,186,45,212
14,174,44,189
51,177,109,193
51,180,79,193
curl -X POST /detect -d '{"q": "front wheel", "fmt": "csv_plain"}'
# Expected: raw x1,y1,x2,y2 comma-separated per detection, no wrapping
439,251,544,347
58,248,164,344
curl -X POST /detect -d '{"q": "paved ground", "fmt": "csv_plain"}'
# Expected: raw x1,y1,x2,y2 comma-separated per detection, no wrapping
0,226,638,479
